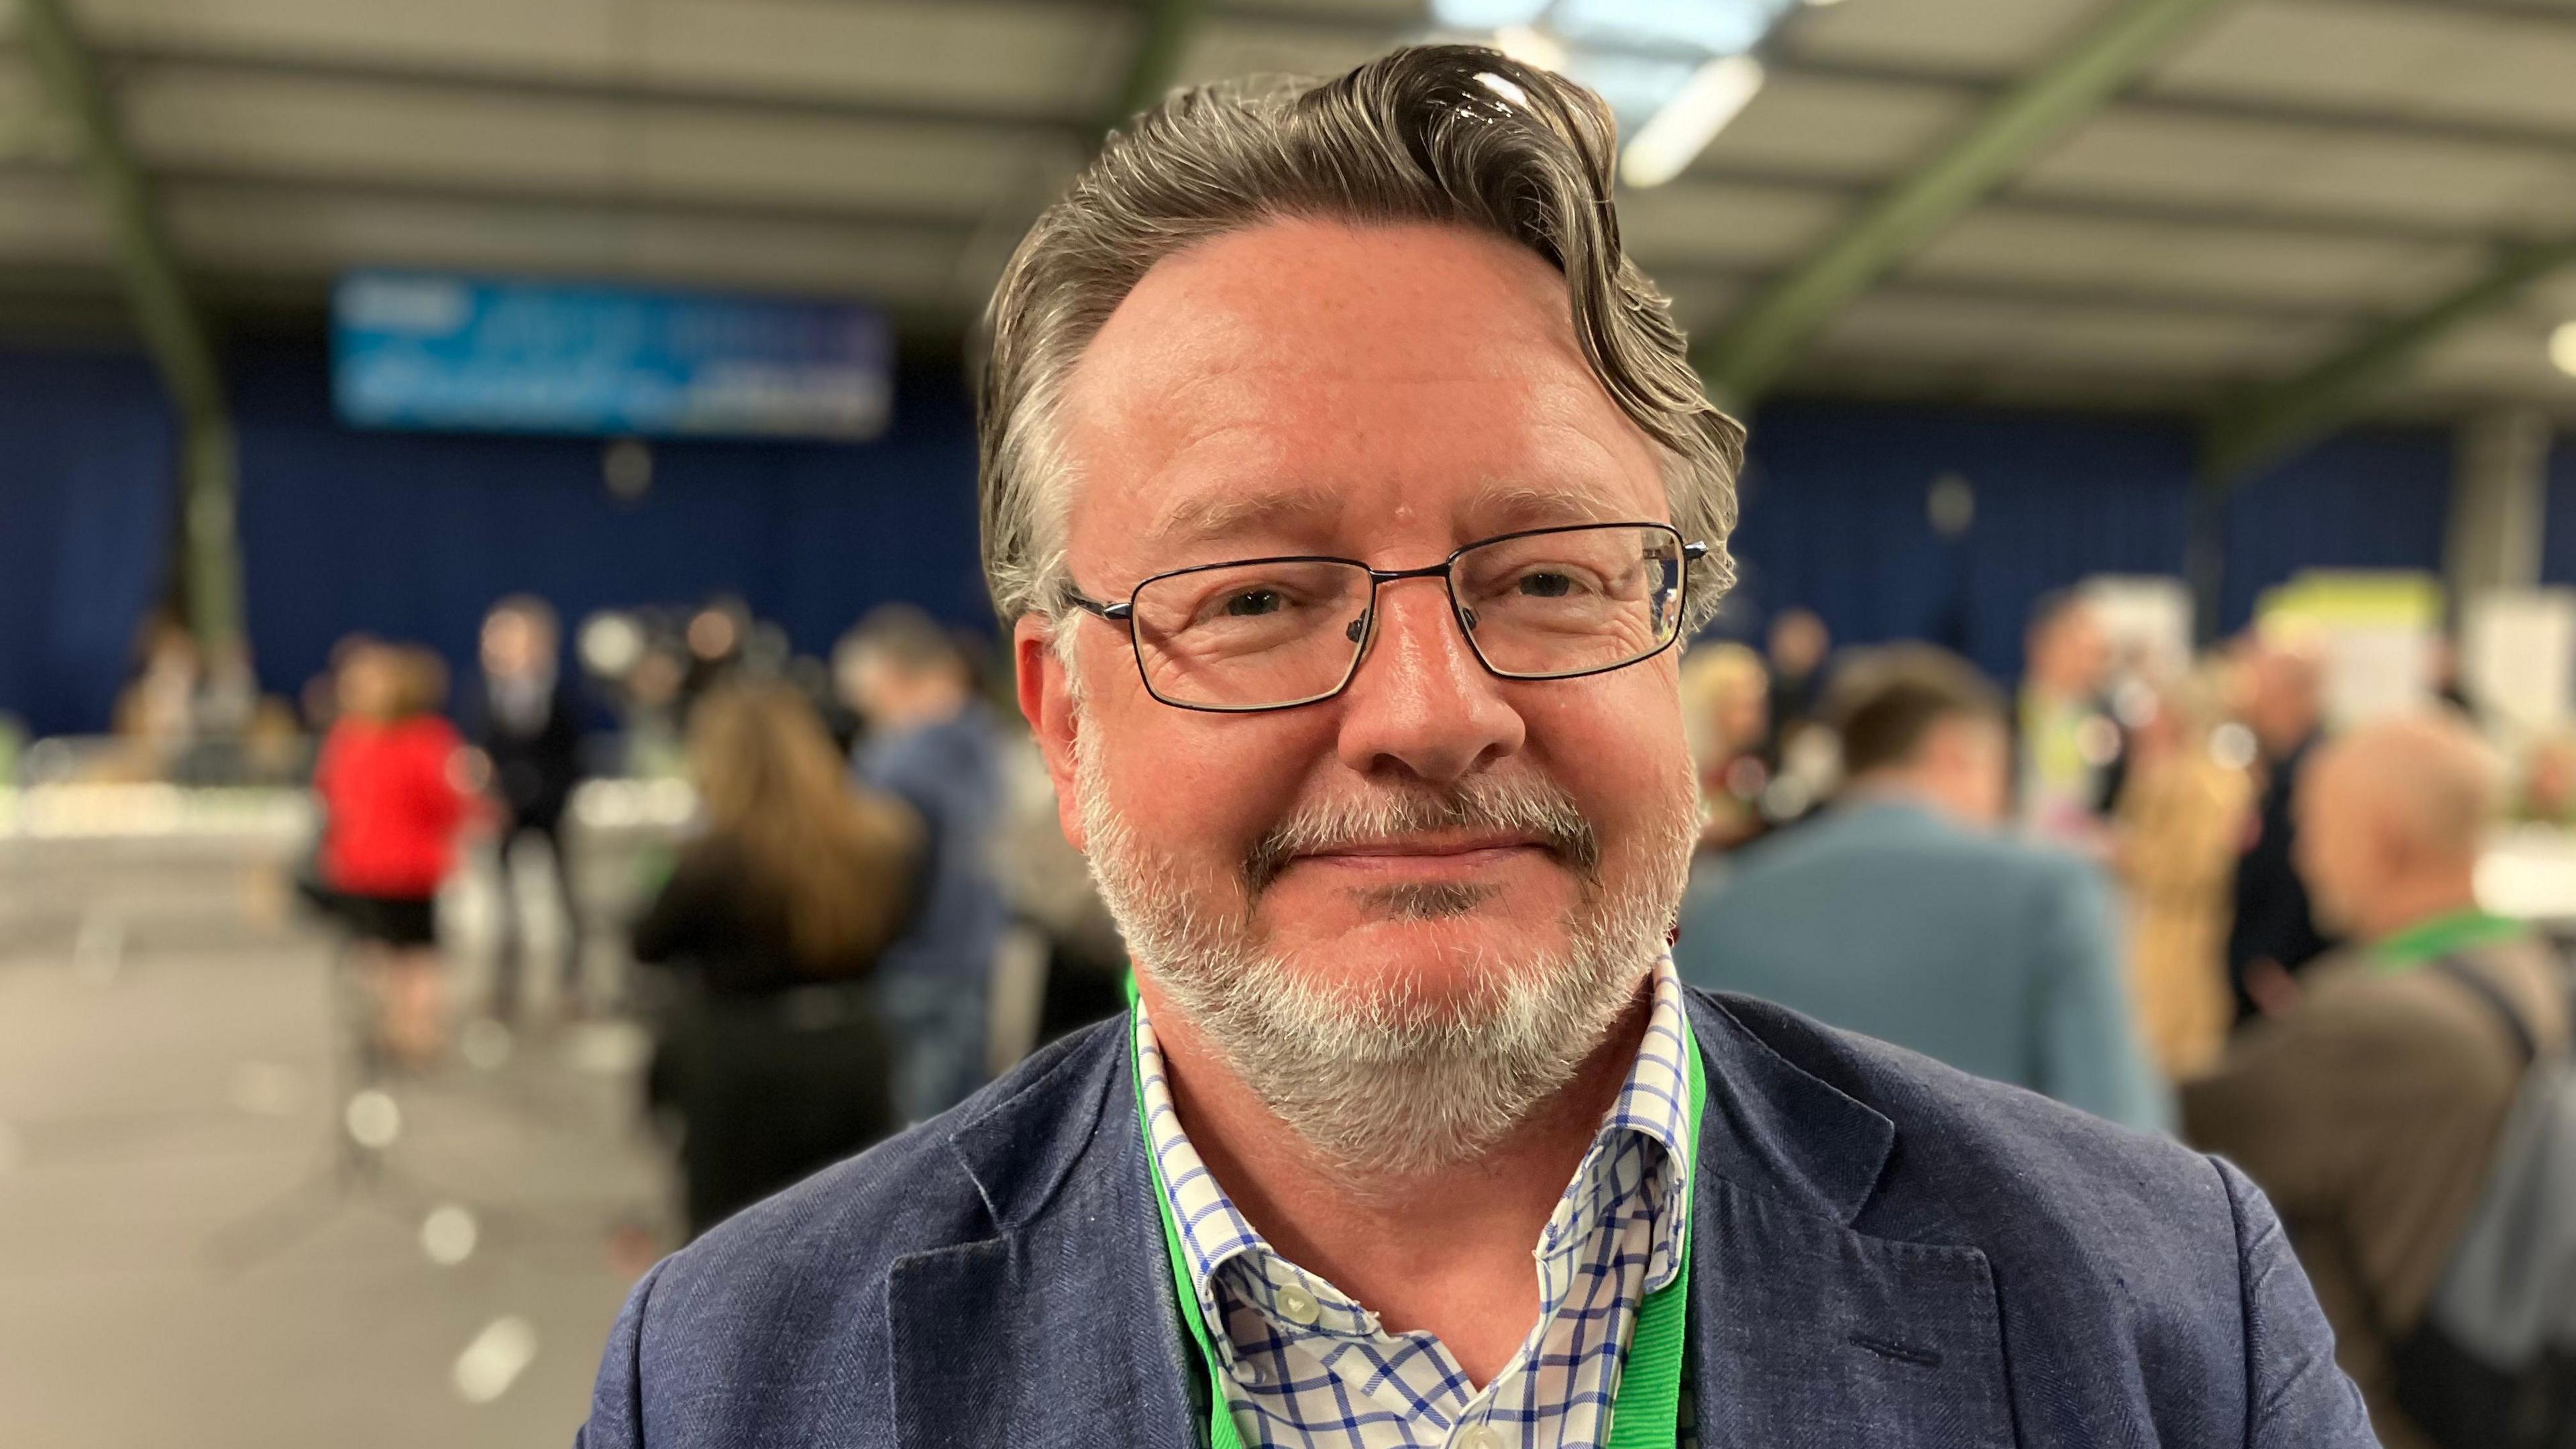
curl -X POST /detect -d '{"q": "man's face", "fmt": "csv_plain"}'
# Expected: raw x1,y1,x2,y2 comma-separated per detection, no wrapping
1017,220,1695,1149
2034,607,2108,695
1770,611,1827,677
482,612,549,680
844,650,901,727
2250,650,2322,753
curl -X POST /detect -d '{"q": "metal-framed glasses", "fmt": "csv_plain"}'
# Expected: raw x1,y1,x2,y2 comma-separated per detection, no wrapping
1063,521,1709,713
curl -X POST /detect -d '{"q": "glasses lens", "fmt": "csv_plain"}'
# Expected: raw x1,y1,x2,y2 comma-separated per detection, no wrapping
1452,525,1685,678
1129,559,1374,708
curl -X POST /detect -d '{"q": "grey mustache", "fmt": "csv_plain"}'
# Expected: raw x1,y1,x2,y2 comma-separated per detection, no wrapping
1243,776,1602,893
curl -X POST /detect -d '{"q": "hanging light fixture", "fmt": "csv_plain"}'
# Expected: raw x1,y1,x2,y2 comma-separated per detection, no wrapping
1430,0,1798,188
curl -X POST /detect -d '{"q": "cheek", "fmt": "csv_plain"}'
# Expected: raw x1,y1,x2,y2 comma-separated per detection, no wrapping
1093,701,1336,862
1516,671,1693,835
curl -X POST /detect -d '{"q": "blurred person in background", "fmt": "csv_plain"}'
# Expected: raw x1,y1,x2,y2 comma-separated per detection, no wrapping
836,604,1008,1124
313,643,473,1067
2185,712,2568,1449
1679,641,1770,855
2227,638,2338,1022
2517,733,2576,827
114,612,200,751
1762,606,1831,761
2425,637,2475,718
299,631,374,733
2114,672,2256,1081
469,594,589,1020
989,727,1130,1045
2017,590,2125,851
680,597,753,712
632,680,920,1237
621,641,694,781
1679,645,2168,1132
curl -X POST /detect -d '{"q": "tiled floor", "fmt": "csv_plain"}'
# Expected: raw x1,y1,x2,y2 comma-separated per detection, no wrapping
0,837,672,1449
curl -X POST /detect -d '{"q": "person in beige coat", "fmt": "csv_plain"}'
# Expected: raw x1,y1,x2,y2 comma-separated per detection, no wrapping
2114,674,2253,1081
2185,712,2571,1449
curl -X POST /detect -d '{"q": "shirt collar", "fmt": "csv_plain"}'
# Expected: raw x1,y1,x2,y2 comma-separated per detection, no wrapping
1132,955,1698,1321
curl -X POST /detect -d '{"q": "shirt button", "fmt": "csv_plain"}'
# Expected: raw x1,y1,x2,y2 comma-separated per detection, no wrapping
1274,1285,1320,1326
1458,1427,1505,1449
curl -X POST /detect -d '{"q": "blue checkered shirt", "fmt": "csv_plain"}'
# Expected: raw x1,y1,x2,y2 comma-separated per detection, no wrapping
1134,957,1697,1449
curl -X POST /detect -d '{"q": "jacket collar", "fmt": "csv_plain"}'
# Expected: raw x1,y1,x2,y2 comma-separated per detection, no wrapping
891,1026,1201,1449
940,1021,1121,1232
1680,985,1895,1226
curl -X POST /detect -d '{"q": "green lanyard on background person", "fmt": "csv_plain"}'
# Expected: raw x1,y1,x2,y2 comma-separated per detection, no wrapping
2367,908,2524,976
1124,976,1709,1448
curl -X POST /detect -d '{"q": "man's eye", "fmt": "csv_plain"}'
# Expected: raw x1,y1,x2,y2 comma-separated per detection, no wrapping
1517,572,1576,598
1224,590,1284,616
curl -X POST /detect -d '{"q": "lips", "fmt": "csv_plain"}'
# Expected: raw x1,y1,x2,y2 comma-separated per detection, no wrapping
1297,832,1550,861
1282,834,1557,888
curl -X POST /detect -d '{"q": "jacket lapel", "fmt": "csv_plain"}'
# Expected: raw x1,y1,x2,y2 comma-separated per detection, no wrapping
886,1026,1201,1449
1683,992,2016,1447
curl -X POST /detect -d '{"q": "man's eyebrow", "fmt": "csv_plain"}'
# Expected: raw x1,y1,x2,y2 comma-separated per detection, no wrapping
1463,476,1648,532
1145,486,1346,552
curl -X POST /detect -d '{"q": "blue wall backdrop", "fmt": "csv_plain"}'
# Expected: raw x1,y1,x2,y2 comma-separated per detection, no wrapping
0,337,2555,737
1723,403,2200,684
2216,427,2455,628
229,343,986,716
0,350,176,738
1718,405,2455,680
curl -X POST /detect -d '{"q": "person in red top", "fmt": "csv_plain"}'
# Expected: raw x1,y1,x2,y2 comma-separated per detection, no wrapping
314,643,474,1065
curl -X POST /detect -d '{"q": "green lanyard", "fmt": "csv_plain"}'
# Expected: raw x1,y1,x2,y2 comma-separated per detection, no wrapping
1127,994,1707,1448
2369,908,2524,975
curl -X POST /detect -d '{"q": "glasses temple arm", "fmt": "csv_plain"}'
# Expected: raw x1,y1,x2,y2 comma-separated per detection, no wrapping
1062,590,1135,623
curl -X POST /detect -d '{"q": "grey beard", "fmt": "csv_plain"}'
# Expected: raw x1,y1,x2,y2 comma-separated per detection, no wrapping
1074,722,1694,1177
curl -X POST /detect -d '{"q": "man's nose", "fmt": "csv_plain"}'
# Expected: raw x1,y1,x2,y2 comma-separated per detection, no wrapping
1333,576,1526,786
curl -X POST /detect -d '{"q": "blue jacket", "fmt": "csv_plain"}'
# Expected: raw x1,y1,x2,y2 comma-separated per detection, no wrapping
578,987,2370,1447
856,704,1008,987
1678,800,2170,1134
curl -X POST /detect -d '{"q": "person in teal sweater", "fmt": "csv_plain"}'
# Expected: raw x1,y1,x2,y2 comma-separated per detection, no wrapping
1676,645,2170,1134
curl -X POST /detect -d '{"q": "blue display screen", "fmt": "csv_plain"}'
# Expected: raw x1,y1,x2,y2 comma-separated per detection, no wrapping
331,271,892,440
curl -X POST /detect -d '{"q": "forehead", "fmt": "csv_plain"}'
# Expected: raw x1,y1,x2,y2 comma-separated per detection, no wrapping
1055,218,1667,564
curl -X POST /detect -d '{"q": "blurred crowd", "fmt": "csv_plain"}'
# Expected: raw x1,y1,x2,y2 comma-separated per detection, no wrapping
1674,594,2575,1449
270,593,1124,1241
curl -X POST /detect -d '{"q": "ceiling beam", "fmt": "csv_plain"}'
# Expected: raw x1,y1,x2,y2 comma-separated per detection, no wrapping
1100,0,1208,141
2320,0,2576,32
85,46,1093,139
1652,256,2367,329
2199,239,2576,483
1669,160,2498,248
15,0,243,657
1697,0,2241,407
1775,52,2576,166
144,161,999,236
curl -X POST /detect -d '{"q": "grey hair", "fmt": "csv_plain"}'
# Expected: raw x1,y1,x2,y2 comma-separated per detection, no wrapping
977,44,1743,633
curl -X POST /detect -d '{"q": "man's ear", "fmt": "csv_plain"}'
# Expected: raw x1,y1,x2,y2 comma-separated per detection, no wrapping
1015,614,1087,851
